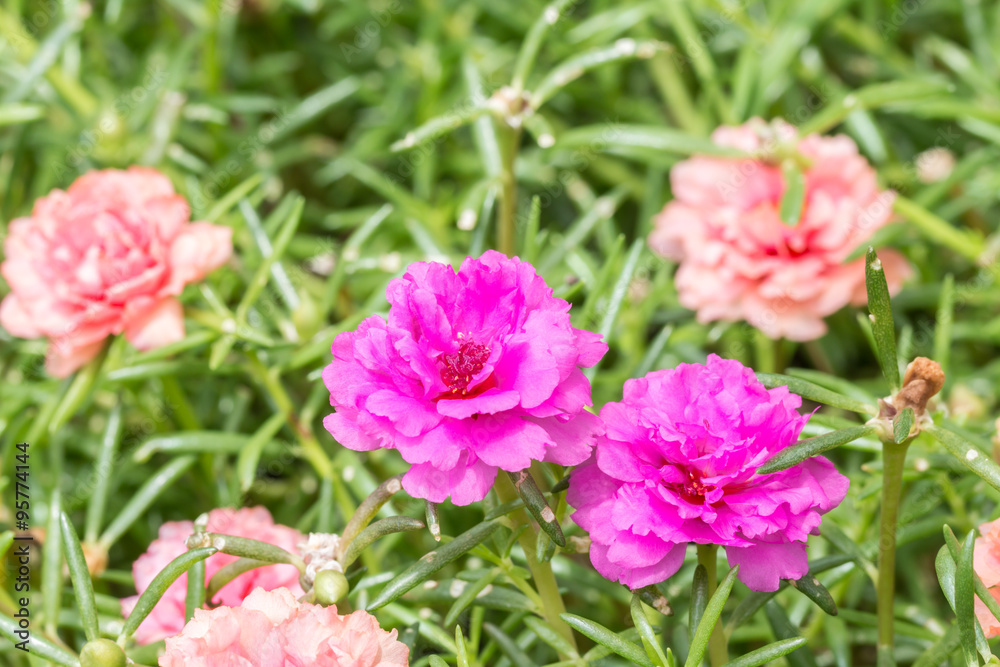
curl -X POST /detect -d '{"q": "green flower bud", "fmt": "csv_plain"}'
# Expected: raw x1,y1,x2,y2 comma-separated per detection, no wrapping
313,569,350,607
80,638,127,667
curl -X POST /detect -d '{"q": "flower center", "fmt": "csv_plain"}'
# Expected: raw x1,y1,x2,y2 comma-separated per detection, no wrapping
679,471,716,503
440,340,491,397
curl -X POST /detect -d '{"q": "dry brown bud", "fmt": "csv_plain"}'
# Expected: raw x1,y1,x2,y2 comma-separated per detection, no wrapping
895,357,945,416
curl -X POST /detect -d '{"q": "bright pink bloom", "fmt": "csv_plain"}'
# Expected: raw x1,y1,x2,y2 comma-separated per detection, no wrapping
323,251,607,505
0,167,231,376
649,118,910,341
160,587,409,666
974,518,1000,636
122,507,303,645
568,355,849,592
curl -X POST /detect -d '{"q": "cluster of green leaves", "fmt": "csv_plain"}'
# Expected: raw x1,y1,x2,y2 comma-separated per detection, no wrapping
2,0,1000,665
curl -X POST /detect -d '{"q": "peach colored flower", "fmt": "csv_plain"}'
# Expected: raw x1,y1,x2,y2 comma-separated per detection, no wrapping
122,507,303,645
0,167,231,376
974,518,1000,636
649,118,910,341
160,587,409,666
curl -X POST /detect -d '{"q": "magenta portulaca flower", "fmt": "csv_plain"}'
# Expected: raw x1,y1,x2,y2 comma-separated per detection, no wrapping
568,355,848,592
323,251,607,505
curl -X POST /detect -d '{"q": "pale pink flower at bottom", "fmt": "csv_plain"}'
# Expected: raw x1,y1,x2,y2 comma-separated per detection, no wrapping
160,588,410,666
0,167,231,376
121,507,303,645
648,118,910,341
973,518,1000,636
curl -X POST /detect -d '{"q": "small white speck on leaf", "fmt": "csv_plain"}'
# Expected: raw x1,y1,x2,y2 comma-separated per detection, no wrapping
869,313,877,324
967,449,980,461
872,258,883,271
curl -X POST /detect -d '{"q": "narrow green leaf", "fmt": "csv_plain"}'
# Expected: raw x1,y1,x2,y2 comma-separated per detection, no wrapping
636,585,673,616
0,615,79,666
237,413,288,492
428,657,450,667
763,601,817,667
891,407,913,444
911,622,962,667
342,516,425,567
42,490,63,634
561,613,654,667
119,547,218,642
235,195,304,323
338,474,406,560
60,513,99,641
366,519,503,611
789,574,838,616
203,172,264,222
132,432,251,463
484,622,540,666
425,501,442,542
756,373,877,415
632,594,670,667
506,470,565,547
186,556,206,621
556,125,743,158
0,102,45,126
445,567,500,627
99,456,197,548
865,247,900,390
779,160,806,227
524,616,578,660
893,196,984,262
934,274,955,378
197,533,304,569
511,0,580,90
944,526,1000,630
956,530,979,667
759,425,875,474
928,425,1000,493
722,638,809,667
532,40,666,108
84,403,123,543
390,103,492,152
690,564,709,645
935,540,990,662
206,558,268,602
686,566,739,667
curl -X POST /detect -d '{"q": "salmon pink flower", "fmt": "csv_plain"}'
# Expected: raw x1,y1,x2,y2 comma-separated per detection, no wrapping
323,250,607,505
122,507,303,645
568,355,849,592
160,587,409,666
974,518,1000,636
649,118,910,341
0,167,231,376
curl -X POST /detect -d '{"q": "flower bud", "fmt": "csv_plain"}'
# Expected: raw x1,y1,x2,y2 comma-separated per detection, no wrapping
79,639,127,667
313,569,350,607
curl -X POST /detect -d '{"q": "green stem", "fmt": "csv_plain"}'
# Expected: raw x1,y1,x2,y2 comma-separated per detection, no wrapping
697,544,729,667
494,475,577,658
497,123,521,256
877,441,909,661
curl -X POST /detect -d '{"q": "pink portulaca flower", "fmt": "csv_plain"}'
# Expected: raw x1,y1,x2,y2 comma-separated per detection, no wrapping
323,250,607,505
568,355,849,592
974,518,1000,636
160,587,409,666
122,507,303,645
649,118,910,341
0,167,231,376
